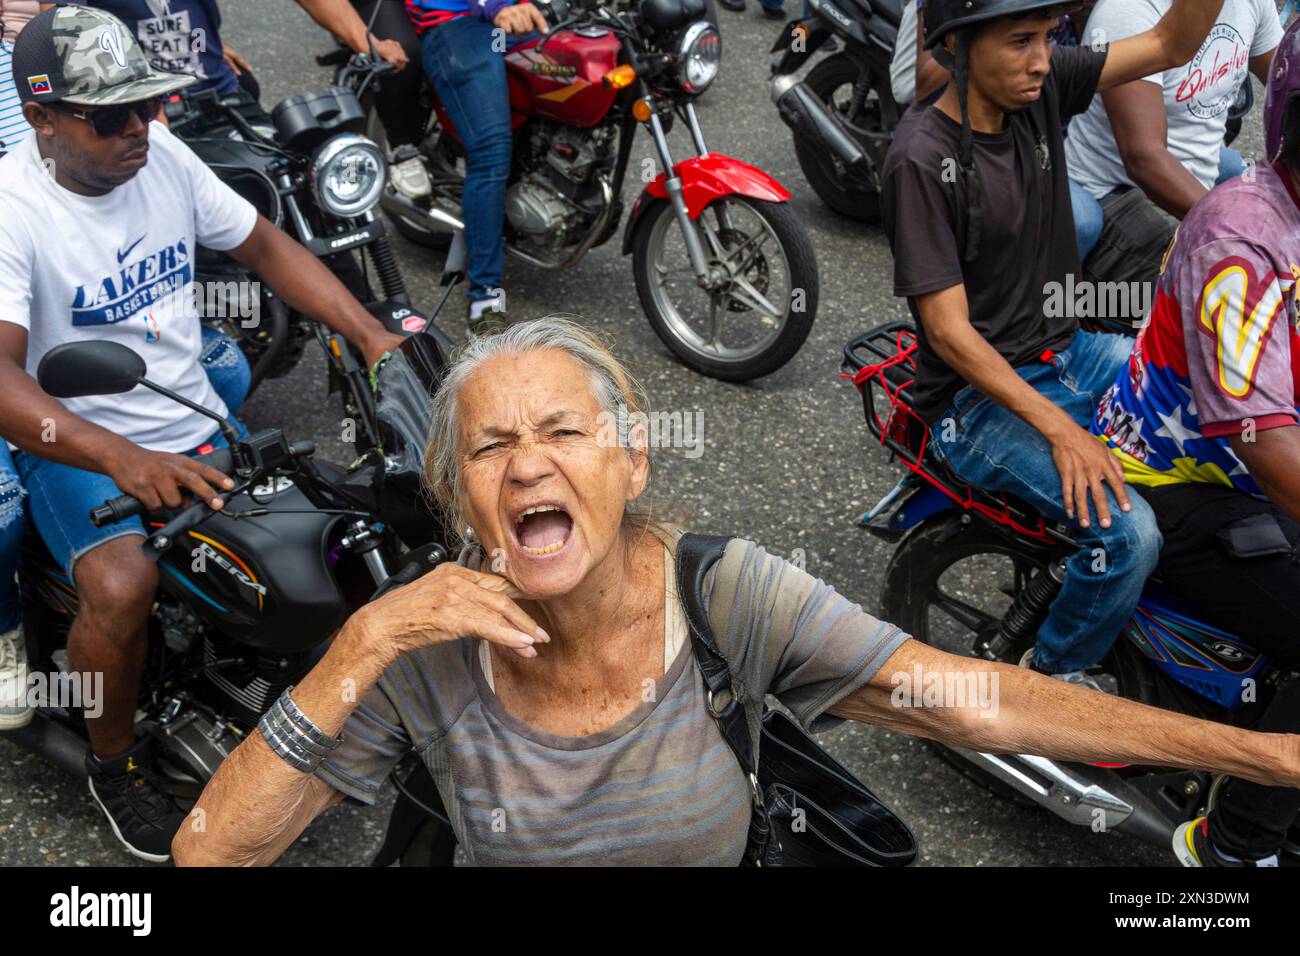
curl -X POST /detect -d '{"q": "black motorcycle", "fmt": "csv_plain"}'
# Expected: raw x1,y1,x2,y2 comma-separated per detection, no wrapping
167,54,455,455
769,0,904,223
2,240,468,863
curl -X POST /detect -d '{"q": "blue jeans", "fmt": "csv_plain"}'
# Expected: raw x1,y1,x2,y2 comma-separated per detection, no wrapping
0,448,23,631
930,331,1162,672
1217,145,1248,185
13,418,248,580
1070,177,1104,262
200,324,251,415
421,18,514,303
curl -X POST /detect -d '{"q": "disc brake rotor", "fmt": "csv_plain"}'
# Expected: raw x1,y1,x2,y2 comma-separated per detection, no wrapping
716,227,770,313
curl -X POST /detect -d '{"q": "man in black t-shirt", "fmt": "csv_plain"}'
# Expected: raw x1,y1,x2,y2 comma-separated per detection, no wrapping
881,0,1226,682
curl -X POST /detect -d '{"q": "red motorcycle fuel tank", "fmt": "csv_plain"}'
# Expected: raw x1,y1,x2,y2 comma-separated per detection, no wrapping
504,31,623,128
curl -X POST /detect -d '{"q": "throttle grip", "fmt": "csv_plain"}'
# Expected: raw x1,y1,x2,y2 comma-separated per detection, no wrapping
89,494,144,528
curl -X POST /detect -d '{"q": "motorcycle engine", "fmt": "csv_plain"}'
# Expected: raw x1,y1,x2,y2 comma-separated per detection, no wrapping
505,176,573,239
199,633,315,728
505,123,616,249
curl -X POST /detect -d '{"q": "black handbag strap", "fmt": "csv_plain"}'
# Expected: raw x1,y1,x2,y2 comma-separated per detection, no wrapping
675,533,772,864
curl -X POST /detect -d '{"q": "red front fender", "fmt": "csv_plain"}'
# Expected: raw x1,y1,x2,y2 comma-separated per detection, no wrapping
621,153,793,255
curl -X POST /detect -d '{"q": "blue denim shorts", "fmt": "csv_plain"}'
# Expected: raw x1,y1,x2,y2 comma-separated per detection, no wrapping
14,420,247,579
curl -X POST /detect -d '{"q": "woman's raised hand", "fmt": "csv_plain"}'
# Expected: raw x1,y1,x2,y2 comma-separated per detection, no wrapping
352,563,549,663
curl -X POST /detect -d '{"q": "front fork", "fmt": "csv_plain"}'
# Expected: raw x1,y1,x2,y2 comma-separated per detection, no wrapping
639,87,730,287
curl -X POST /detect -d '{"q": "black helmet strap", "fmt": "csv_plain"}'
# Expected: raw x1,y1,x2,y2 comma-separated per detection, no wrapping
953,31,984,263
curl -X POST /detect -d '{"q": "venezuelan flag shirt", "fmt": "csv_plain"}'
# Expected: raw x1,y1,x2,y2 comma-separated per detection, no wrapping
1093,161,1300,497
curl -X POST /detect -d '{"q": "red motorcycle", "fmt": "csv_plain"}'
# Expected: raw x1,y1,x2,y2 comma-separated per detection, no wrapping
362,0,819,381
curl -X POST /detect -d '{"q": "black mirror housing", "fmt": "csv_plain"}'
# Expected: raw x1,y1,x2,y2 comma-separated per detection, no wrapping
37,341,147,399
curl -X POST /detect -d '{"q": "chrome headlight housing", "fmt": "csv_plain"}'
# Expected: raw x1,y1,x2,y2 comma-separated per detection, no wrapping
310,133,386,218
678,21,721,95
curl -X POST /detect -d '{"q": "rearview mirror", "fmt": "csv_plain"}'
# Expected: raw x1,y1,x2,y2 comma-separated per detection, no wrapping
37,341,147,399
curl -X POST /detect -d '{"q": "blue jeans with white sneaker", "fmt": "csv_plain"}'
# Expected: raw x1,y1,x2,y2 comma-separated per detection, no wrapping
929,330,1162,673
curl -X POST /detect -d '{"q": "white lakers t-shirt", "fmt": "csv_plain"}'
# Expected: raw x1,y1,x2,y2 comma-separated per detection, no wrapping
0,120,256,452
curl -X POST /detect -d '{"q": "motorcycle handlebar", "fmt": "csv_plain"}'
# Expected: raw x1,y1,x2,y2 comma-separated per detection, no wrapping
144,501,216,559
88,446,236,529
90,495,144,529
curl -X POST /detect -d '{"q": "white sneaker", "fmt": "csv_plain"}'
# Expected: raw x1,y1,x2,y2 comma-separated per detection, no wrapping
0,625,32,730
1019,646,1108,694
389,154,432,200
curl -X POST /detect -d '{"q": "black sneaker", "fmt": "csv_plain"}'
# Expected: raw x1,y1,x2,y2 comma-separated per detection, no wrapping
86,738,187,863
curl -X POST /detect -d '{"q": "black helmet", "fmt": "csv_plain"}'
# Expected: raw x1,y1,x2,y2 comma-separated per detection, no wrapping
924,0,1074,51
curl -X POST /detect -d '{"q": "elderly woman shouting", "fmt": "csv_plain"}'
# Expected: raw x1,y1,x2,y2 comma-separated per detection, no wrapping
174,318,1300,866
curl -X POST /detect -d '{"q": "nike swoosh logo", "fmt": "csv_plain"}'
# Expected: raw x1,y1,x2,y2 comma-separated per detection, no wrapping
117,234,146,265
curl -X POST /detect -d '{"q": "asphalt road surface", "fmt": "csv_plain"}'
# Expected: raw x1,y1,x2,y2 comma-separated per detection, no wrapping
0,2,1272,867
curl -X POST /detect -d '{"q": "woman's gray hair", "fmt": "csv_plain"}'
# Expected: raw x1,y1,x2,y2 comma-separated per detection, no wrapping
423,316,653,546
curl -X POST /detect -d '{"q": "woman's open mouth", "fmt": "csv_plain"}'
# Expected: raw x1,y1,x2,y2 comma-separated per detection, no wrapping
511,504,575,558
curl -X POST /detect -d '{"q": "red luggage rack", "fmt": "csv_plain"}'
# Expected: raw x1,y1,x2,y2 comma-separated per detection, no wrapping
841,323,1068,547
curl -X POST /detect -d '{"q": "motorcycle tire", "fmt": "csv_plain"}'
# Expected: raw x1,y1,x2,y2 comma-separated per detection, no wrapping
794,52,887,224
632,195,818,382
879,516,1139,807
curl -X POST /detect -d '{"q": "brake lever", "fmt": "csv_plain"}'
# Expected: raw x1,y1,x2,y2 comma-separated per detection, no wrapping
140,474,262,560
536,15,584,55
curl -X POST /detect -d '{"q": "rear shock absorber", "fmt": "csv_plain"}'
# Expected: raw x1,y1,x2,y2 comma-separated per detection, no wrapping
981,558,1067,661
367,234,408,303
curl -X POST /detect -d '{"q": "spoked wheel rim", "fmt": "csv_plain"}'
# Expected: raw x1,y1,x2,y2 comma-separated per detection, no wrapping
644,197,793,364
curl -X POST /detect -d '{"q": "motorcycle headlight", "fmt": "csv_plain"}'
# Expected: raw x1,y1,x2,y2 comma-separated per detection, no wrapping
310,133,386,218
678,21,721,95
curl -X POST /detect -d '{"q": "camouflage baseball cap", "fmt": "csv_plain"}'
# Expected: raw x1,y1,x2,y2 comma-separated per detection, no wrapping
11,5,196,107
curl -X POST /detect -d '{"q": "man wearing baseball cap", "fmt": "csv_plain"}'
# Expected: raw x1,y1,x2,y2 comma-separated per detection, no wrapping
0,4,403,861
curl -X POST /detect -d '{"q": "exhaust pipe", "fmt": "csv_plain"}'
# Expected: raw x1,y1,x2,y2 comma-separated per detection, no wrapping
949,747,1178,848
770,74,870,178
2,715,89,781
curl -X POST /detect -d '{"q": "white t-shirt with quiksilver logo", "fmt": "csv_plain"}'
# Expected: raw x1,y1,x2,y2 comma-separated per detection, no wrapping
0,120,256,452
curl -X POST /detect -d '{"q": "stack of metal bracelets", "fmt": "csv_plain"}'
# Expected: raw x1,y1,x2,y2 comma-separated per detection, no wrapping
257,687,343,773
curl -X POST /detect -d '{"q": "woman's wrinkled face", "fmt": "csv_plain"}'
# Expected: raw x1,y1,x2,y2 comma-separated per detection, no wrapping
456,349,648,598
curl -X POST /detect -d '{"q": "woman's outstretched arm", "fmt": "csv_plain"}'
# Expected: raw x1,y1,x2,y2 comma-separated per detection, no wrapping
828,638,1299,789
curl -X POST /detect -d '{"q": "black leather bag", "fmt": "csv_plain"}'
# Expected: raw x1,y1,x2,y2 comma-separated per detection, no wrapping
676,533,918,867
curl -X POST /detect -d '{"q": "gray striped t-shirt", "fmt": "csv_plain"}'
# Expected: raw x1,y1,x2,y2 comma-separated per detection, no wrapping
316,535,909,865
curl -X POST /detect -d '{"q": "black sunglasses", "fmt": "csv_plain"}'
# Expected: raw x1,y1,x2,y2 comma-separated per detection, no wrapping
49,97,162,137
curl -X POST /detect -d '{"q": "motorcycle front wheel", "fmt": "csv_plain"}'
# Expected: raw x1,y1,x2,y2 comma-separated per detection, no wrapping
795,53,888,223
632,195,817,382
